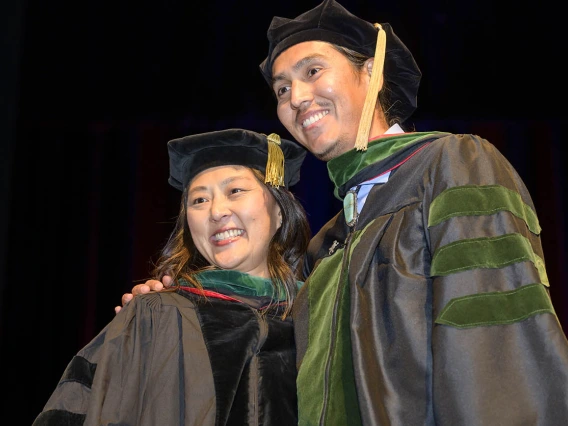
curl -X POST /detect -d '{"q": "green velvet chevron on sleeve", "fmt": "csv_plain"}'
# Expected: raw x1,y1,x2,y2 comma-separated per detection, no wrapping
435,283,555,328
428,184,541,235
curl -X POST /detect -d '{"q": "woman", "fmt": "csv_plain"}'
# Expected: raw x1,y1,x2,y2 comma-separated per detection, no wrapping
32,128,311,426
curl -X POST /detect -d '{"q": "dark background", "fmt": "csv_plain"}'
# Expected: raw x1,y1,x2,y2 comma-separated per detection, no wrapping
1,1,566,423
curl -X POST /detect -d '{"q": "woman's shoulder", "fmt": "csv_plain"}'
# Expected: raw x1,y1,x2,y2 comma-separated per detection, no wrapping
113,291,197,321
136,290,196,309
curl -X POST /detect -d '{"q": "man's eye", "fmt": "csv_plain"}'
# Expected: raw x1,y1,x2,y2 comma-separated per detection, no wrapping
277,86,290,97
307,67,321,77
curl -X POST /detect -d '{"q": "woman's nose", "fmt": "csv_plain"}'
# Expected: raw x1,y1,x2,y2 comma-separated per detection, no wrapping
210,198,231,222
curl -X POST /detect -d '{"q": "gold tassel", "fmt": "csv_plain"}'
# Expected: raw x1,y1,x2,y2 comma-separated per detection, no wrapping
264,133,285,187
354,23,387,151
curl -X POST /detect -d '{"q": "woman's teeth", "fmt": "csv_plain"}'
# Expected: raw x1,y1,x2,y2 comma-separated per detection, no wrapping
214,229,244,241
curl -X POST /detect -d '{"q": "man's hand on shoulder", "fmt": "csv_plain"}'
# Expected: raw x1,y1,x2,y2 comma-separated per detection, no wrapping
114,275,173,314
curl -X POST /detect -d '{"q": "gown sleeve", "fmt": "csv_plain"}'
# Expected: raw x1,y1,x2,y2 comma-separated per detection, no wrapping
32,292,215,426
425,134,568,424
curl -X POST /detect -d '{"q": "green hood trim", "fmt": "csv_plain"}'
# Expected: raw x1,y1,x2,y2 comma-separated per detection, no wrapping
431,233,549,287
429,184,541,235
190,270,302,301
327,132,441,194
435,283,555,328
297,250,346,425
322,227,366,426
298,223,377,425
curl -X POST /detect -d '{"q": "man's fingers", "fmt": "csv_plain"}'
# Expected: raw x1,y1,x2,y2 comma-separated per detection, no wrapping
162,275,173,287
142,280,164,292
116,279,170,314
121,293,134,307
117,279,169,313
132,284,151,296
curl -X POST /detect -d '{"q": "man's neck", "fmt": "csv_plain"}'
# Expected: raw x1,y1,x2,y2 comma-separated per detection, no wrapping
368,114,393,140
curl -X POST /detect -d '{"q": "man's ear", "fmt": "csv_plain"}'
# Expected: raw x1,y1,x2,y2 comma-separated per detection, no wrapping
364,57,383,91
366,58,374,77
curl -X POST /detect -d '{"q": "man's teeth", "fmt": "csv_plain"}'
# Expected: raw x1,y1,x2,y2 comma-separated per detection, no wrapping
302,111,329,128
214,229,244,241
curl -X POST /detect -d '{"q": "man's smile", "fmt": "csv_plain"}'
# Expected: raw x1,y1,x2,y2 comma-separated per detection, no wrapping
301,110,329,128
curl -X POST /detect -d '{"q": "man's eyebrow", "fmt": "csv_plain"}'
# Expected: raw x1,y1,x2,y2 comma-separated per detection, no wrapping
272,54,325,85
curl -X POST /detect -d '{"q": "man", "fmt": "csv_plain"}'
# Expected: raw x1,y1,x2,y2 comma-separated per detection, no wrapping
120,1,568,424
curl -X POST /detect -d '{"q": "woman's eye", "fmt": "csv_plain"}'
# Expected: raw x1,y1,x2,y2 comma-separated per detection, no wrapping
230,188,244,195
191,197,207,205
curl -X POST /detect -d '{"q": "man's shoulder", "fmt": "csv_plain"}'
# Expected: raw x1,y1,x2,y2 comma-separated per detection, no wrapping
428,132,491,145
423,132,498,156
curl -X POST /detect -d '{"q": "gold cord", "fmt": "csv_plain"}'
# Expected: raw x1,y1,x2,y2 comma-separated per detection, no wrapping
354,23,386,151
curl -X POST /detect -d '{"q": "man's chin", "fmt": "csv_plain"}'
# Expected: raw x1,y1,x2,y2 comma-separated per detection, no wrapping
313,146,337,162
313,136,355,161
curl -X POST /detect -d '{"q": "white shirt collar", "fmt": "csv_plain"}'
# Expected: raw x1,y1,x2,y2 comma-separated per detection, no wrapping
383,123,404,135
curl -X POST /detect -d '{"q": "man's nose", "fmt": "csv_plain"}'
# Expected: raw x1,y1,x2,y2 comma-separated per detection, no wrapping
290,80,313,110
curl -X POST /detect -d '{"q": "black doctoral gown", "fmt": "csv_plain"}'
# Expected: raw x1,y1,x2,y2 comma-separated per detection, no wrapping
294,132,568,426
33,270,299,426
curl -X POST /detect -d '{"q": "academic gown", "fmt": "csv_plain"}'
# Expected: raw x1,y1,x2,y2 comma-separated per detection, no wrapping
293,132,568,425
33,270,299,426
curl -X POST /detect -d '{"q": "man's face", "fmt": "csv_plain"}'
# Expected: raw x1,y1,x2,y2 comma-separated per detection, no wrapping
271,41,370,161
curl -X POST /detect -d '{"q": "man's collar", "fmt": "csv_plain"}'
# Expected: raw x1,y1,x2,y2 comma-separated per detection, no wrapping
383,123,405,135
328,131,443,200
368,123,405,140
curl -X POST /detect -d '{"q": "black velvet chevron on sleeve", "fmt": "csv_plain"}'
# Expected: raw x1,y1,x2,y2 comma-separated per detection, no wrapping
60,355,97,388
32,409,86,426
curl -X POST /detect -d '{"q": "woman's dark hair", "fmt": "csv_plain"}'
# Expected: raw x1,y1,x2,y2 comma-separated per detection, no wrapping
331,44,403,129
151,167,311,318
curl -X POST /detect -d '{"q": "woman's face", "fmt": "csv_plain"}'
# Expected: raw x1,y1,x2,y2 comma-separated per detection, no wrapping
186,165,281,278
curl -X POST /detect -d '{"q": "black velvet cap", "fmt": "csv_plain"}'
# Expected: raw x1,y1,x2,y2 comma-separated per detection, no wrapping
259,0,422,122
167,128,307,191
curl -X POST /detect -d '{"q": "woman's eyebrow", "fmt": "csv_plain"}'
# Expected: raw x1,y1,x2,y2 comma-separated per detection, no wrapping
188,175,250,194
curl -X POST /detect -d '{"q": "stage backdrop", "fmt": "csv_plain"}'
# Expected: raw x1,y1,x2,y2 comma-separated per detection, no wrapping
0,1,566,424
